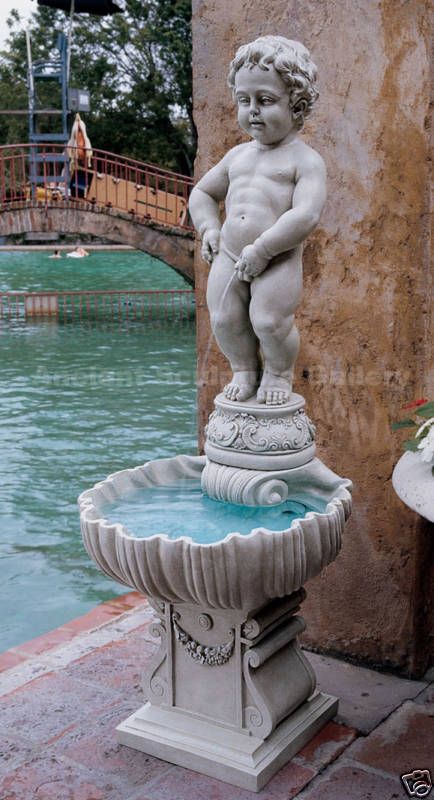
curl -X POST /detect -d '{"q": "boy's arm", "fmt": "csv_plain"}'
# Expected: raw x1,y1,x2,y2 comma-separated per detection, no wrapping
235,150,327,280
189,155,230,264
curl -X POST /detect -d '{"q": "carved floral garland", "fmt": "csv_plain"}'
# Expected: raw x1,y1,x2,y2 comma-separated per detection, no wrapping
172,613,234,667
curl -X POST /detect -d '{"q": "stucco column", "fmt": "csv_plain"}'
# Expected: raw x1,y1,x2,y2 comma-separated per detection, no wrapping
192,0,433,674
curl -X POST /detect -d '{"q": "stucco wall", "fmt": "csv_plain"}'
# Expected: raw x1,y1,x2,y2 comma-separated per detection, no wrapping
192,0,433,674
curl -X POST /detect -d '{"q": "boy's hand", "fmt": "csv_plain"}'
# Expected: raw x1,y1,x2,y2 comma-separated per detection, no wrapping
234,244,269,282
201,228,220,264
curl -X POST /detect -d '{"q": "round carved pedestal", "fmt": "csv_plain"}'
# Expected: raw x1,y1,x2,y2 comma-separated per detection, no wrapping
203,393,317,505
205,393,316,469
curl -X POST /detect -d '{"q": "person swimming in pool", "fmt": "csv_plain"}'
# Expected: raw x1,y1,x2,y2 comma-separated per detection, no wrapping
67,246,89,258
189,35,326,405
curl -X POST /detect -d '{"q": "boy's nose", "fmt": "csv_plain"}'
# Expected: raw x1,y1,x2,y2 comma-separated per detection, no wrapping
249,100,260,115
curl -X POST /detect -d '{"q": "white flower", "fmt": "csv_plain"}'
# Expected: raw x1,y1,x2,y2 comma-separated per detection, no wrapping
416,421,434,463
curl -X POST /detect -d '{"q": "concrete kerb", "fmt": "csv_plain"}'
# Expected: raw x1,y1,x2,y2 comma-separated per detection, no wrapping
0,600,153,699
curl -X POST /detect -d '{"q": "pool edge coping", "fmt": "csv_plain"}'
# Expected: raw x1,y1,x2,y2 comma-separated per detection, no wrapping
0,591,149,677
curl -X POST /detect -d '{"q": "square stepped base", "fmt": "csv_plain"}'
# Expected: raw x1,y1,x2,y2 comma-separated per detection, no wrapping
116,691,338,792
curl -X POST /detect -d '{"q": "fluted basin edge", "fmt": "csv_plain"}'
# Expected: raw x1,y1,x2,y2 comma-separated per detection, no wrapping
78,454,352,609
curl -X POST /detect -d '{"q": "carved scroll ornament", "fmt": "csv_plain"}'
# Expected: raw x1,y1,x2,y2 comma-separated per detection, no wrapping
206,408,315,454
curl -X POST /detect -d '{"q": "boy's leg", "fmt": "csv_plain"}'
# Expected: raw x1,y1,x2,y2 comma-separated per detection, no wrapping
207,251,259,401
250,251,303,405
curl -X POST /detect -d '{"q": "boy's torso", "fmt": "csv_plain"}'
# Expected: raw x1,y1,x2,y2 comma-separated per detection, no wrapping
221,140,309,251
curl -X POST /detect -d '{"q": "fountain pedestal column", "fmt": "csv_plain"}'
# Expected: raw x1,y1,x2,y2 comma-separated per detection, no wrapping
202,393,317,505
117,591,337,792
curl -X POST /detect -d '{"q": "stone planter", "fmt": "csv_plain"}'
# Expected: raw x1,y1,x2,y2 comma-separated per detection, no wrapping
79,453,352,792
392,452,434,523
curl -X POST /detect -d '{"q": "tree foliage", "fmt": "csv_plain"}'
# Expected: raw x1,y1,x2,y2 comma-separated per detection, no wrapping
0,1,195,174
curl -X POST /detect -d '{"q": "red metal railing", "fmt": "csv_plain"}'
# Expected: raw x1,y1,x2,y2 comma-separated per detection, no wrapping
0,289,195,322
0,144,194,232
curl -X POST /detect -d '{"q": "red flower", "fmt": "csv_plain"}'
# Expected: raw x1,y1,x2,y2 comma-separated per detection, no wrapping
402,398,428,410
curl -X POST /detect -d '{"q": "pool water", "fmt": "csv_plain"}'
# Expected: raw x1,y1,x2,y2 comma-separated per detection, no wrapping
0,248,187,293
0,250,196,651
102,480,317,545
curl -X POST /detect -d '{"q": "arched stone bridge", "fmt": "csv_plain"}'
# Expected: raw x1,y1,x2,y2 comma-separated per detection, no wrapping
0,145,195,286
0,201,195,285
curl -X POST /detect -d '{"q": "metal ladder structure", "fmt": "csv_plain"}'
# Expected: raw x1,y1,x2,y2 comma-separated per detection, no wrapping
25,1,124,201
27,33,69,200
26,30,70,199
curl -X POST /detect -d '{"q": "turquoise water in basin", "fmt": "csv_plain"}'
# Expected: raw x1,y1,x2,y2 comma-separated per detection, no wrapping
101,480,321,544
0,250,196,652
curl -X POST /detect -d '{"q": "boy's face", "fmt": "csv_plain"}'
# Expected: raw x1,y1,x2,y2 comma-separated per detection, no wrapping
234,65,296,146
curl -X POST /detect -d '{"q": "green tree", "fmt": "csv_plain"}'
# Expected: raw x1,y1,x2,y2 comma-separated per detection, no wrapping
0,1,195,174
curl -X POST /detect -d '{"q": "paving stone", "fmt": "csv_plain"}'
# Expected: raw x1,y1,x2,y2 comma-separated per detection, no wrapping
124,620,161,645
51,700,172,788
48,687,354,799
0,734,36,777
62,603,128,634
0,606,154,700
133,760,315,800
0,592,142,672
295,762,402,800
305,650,427,733
348,701,434,775
13,627,77,658
0,672,121,746
294,720,358,770
0,753,122,800
63,635,157,695
109,592,148,611
0,651,28,674
261,760,316,799
413,683,434,708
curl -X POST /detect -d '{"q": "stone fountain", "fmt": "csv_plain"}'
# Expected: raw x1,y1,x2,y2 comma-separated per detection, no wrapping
79,35,352,792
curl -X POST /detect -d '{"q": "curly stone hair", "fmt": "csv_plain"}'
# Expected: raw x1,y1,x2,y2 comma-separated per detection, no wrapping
227,35,319,129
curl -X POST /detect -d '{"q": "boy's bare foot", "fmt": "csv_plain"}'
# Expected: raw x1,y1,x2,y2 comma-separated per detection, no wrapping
224,370,258,402
257,371,292,405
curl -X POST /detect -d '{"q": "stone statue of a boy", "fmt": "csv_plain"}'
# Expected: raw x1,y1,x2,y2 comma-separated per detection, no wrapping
189,35,326,405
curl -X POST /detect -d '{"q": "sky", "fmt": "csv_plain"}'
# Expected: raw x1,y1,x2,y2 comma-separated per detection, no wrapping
0,0,35,46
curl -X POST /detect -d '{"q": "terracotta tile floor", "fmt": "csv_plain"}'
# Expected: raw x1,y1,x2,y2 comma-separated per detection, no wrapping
0,596,432,800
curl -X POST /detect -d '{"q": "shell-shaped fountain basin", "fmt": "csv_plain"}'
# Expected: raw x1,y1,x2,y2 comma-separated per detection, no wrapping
78,454,352,610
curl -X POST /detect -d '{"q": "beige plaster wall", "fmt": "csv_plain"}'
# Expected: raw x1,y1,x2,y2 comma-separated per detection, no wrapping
192,0,433,674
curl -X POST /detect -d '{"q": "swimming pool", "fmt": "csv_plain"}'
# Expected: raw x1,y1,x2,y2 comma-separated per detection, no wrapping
0,250,197,651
